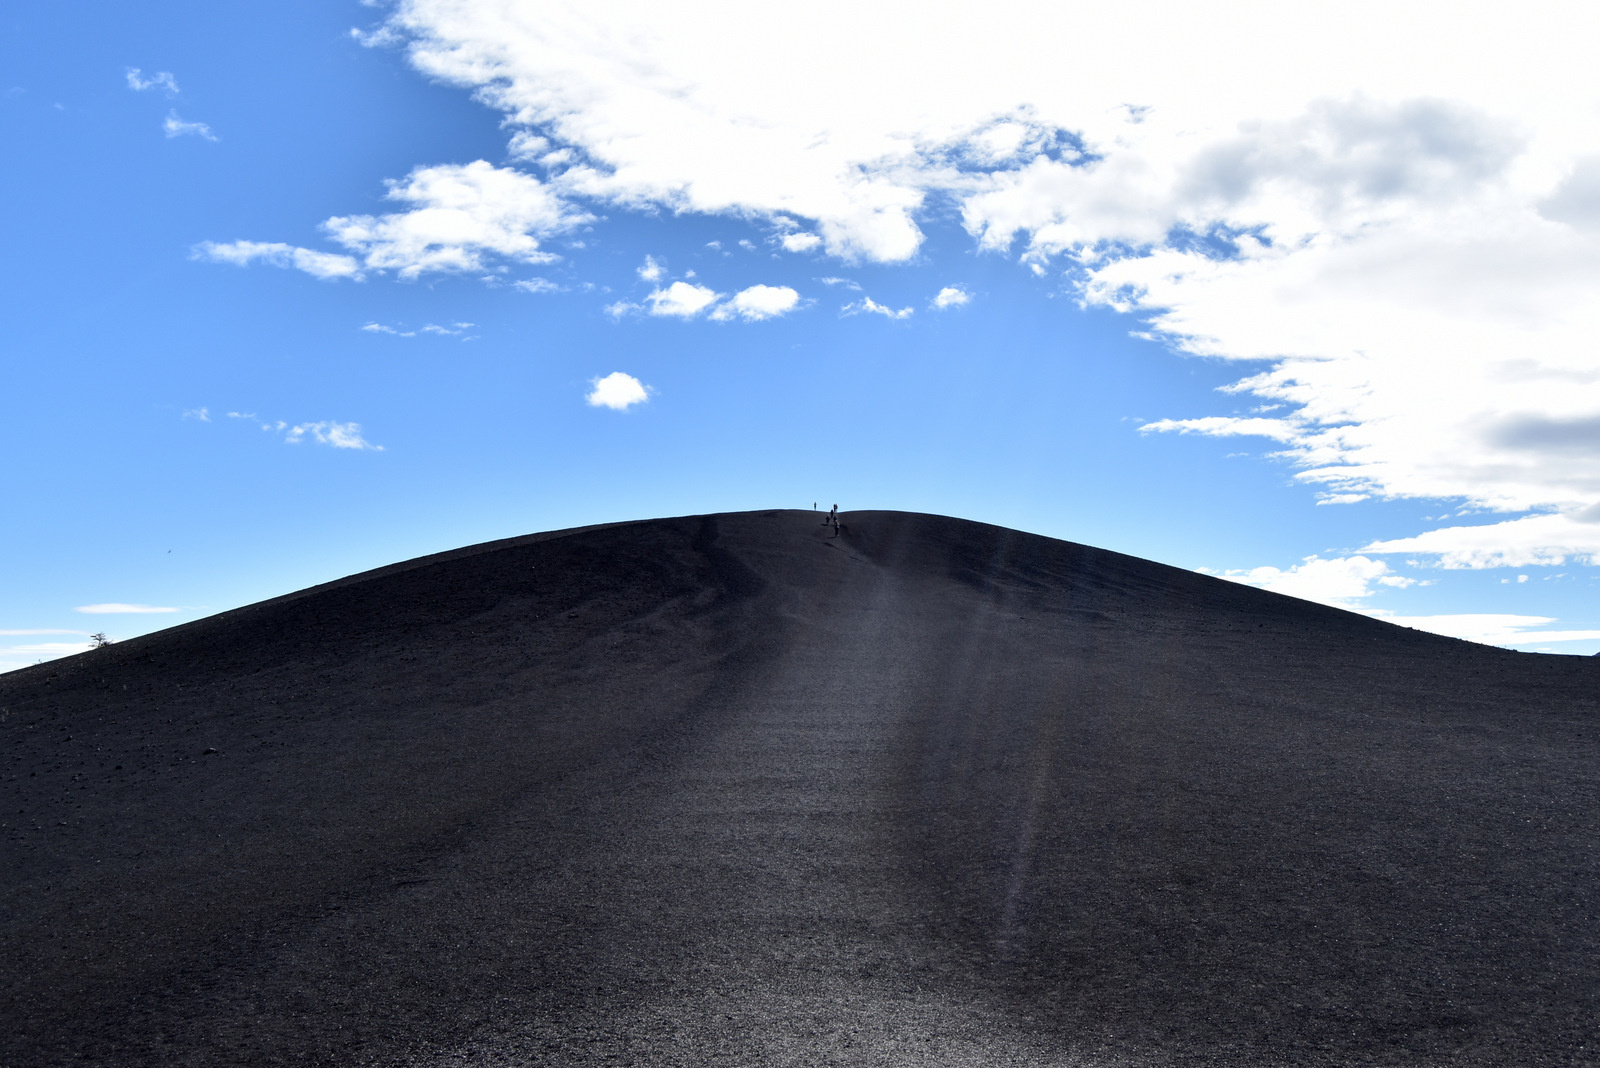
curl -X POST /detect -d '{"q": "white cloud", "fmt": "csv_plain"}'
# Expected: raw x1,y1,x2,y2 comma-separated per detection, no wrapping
586,371,650,410
1363,512,1600,568
637,255,665,282
513,277,562,293
0,640,94,673
322,160,584,278
284,421,383,450
204,411,383,450
710,284,800,321
647,281,720,318
355,1,1600,570
200,161,585,282
781,232,822,253
126,68,179,95
163,111,216,140
1140,415,1304,444
1205,554,1414,609
182,407,210,421
1363,612,1600,649
362,321,473,336
75,604,180,615
931,286,970,309
193,240,363,280
843,296,912,320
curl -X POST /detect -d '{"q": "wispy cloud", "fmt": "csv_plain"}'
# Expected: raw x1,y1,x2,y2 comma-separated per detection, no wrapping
513,277,562,294
0,638,93,673
188,408,384,450
125,68,179,95
74,603,181,615
361,321,474,337
1364,613,1600,650
163,111,216,140
1363,512,1600,569
182,407,210,421
842,297,913,320
586,371,651,411
193,240,362,280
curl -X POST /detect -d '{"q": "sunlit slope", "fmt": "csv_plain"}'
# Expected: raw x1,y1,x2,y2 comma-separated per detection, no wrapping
4,510,1596,1067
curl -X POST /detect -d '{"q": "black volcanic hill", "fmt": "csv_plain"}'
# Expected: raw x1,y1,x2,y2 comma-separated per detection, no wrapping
3,510,1597,1067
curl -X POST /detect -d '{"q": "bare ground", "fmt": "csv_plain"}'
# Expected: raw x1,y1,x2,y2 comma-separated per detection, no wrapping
3,510,1597,1066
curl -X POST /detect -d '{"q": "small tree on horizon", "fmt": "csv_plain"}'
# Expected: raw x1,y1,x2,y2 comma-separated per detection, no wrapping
88,633,112,649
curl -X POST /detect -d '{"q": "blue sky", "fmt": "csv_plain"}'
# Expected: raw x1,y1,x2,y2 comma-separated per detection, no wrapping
8,0,1600,670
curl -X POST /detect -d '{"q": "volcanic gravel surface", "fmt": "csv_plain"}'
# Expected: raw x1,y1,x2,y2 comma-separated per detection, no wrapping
3,510,1597,1066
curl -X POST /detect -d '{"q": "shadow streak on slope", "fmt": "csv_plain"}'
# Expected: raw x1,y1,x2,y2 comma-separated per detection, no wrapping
2,509,1597,1067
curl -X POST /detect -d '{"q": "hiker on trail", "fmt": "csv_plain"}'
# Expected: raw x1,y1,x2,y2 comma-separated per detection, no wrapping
831,514,840,538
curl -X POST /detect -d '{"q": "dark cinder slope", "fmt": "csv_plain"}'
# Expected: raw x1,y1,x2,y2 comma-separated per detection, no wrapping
3,510,1597,1067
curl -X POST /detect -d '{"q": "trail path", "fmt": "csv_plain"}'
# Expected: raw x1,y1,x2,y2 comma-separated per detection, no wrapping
419,535,1069,1065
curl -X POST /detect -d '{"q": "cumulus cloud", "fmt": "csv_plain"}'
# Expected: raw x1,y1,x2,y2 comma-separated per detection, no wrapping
1539,156,1600,232
931,286,970,309
75,604,180,615
125,68,179,95
199,161,585,281
1204,554,1415,609
323,160,583,278
843,297,913,320
781,232,822,253
343,0,1600,571
637,255,665,282
193,240,362,280
586,371,650,410
647,281,720,318
710,284,800,321
163,111,216,140
283,421,383,450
